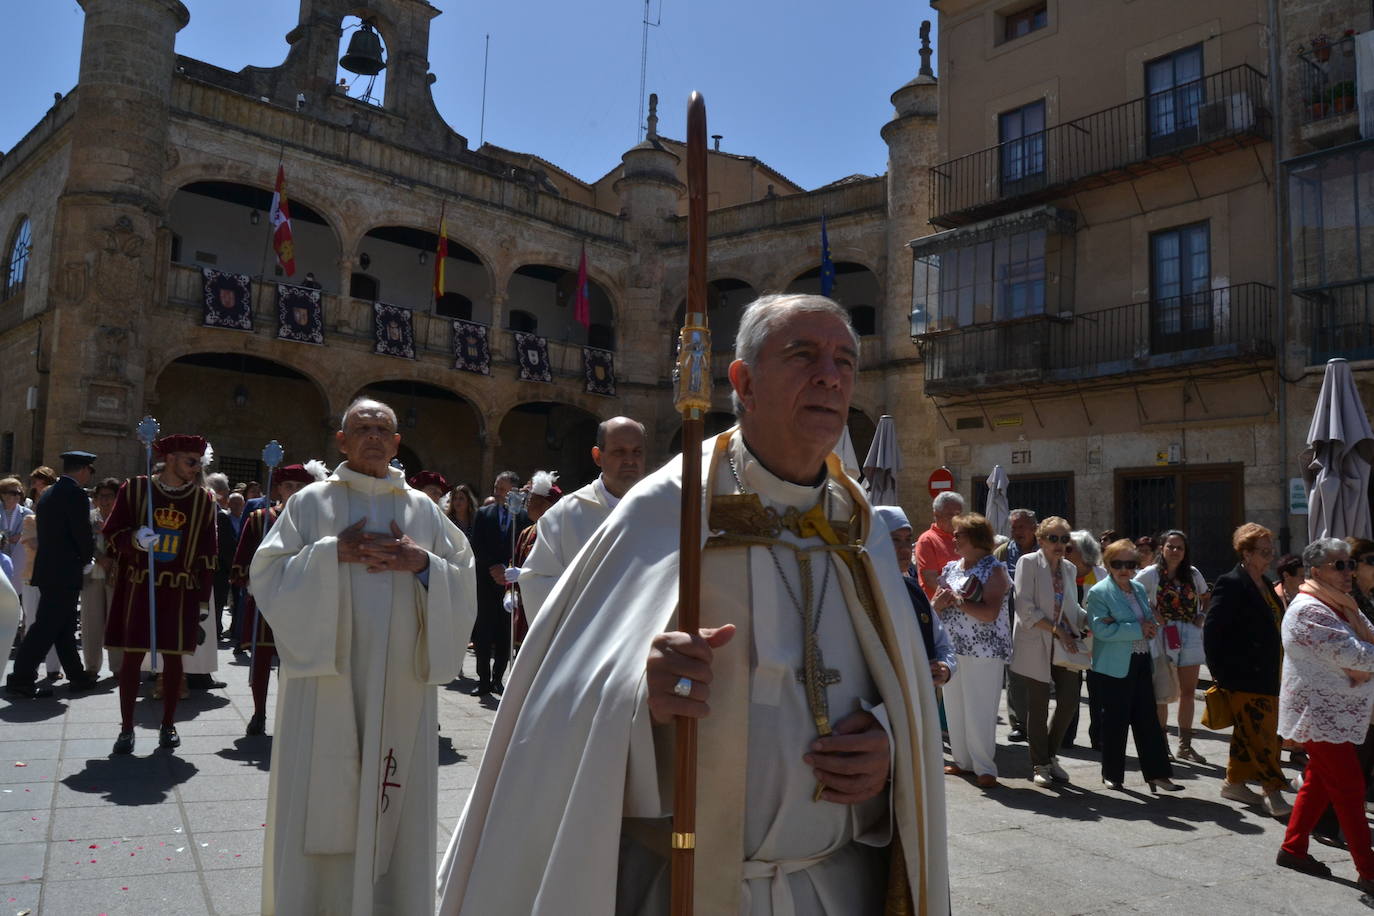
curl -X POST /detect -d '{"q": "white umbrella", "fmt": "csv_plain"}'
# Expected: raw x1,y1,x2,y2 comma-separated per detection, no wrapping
1306,358,1374,542
985,464,1011,538
834,426,861,480
862,415,902,507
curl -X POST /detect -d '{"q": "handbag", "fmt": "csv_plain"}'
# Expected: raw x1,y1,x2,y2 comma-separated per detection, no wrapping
1051,600,1093,671
1201,685,1233,730
1151,651,1180,703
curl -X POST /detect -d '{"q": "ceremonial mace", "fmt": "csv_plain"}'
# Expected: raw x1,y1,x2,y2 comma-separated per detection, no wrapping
249,441,284,675
502,486,529,654
670,90,711,916
135,416,162,673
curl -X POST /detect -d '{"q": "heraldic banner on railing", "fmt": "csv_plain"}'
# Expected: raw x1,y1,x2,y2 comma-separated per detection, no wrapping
202,268,253,331
451,319,491,375
514,331,552,383
276,283,324,345
373,302,416,359
582,346,615,397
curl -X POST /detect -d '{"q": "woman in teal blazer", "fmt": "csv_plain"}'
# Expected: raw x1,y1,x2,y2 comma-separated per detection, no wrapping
1085,539,1180,792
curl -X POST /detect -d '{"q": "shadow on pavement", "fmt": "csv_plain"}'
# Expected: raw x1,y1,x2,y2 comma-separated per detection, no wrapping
217,736,273,771
976,777,1267,834
0,697,67,723
438,735,466,766
61,755,199,805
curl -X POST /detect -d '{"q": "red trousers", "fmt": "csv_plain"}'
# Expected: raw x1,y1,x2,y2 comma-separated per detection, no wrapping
1282,740,1374,879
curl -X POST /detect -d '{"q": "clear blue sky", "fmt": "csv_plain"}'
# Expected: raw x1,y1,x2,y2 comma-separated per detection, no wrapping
6,1,937,190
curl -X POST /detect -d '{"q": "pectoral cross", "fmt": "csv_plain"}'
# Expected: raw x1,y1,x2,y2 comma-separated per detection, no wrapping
379,747,402,813
796,634,842,737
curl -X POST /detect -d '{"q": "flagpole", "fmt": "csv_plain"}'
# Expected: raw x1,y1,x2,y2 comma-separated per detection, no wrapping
135,417,161,673
256,145,288,284
670,90,710,916
434,198,447,310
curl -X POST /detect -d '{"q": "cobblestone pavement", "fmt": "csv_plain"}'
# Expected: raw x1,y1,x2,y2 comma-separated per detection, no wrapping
2,648,1372,914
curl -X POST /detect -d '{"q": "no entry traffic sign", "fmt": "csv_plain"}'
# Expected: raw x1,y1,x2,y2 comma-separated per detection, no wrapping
927,467,955,500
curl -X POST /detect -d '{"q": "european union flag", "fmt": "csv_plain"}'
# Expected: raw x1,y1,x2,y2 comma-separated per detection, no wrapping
820,213,835,297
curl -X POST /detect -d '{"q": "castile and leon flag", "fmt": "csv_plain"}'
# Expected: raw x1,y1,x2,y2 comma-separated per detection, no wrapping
270,165,296,278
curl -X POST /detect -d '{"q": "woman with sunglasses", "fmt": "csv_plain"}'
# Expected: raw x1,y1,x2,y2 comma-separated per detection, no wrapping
1135,530,1210,762
1010,516,1085,787
1204,523,1292,817
1085,539,1179,791
1274,538,1374,894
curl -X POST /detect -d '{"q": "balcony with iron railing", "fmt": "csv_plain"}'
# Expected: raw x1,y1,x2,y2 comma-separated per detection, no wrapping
1303,280,1374,365
917,282,1275,396
929,65,1271,228
1297,33,1363,148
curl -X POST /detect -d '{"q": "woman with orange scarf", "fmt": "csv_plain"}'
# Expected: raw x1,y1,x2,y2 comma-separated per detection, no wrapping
1275,537,1374,895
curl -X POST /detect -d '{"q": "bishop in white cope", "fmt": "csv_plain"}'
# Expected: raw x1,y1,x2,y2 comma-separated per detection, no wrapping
252,399,476,916
438,295,948,916
517,415,646,621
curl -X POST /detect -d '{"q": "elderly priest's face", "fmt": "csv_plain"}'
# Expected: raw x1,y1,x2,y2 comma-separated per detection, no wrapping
336,402,401,478
732,308,856,476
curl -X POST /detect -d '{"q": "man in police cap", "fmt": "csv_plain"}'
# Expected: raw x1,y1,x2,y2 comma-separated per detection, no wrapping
5,450,100,698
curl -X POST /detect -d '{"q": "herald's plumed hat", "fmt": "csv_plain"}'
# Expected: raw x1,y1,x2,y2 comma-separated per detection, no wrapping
275,463,326,486
529,470,562,501
153,434,208,458
409,470,450,492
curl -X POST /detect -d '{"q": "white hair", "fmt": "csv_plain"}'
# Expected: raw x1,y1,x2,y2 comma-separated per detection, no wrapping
932,491,964,513
730,293,859,416
1070,529,1102,566
205,472,229,495
1008,508,1037,523
1303,537,1350,570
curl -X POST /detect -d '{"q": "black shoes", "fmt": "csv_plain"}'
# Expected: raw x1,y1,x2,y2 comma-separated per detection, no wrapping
5,678,53,699
491,681,505,696
158,725,180,749
1276,849,1332,878
67,675,100,692
470,682,492,697
1008,728,1027,743
112,730,135,755
245,714,266,737
186,674,227,690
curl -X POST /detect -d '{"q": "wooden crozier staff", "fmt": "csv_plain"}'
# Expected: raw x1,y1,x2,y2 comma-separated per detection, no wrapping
670,90,710,916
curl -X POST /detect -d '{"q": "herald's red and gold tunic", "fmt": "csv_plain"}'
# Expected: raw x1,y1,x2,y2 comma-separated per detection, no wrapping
232,505,277,650
102,476,217,655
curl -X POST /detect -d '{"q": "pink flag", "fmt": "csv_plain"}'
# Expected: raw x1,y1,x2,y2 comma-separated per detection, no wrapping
572,245,590,330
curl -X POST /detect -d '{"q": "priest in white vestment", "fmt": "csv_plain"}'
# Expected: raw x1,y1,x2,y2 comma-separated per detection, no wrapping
516,415,646,621
438,294,948,916
252,398,477,916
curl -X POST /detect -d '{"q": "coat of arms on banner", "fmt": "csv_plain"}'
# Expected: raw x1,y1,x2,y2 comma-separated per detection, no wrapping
451,319,491,375
514,331,552,383
275,284,324,345
373,302,415,359
202,268,253,331
582,346,616,397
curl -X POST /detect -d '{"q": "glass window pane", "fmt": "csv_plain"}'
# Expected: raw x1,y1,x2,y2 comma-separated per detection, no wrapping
1176,46,1202,84
1024,101,1045,133
999,110,1023,143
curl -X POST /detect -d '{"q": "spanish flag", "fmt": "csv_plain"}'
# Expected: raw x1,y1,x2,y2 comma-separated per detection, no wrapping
434,204,448,306
270,165,295,277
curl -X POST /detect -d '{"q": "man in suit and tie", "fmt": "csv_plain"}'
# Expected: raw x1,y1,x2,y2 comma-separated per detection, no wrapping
5,450,100,698
468,471,527,696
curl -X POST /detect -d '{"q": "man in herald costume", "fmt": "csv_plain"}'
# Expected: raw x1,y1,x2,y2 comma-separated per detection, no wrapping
231,460,328,737
251,398,477,916
103,435,218,754
409,470,450,506
516,415,646,621
438,294,949,915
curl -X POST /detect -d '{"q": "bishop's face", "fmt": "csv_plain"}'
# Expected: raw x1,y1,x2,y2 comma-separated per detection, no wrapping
336,407,400,478
730,310,856,473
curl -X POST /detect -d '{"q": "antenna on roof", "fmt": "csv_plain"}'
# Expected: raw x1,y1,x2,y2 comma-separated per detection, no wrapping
637,0,663,142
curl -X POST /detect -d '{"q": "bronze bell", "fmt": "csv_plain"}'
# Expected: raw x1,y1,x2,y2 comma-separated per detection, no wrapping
340,21,386,76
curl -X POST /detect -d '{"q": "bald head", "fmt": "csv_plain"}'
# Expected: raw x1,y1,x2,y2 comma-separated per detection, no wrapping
336,397,400,478
593,416,646,498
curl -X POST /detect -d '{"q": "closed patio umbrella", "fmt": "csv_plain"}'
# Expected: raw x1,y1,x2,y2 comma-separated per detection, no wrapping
1305,358,1374,542
834,426,861,481
863,415,902,508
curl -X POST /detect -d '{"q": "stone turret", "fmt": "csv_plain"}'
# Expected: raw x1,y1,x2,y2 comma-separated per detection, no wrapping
614,92,685,385
46,0,190,467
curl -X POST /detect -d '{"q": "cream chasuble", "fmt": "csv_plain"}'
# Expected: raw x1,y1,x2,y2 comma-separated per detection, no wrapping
517,476,613,622
439,430,948,916
252,464,477,916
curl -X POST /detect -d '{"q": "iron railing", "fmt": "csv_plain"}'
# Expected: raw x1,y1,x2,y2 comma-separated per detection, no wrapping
1298,35,1359,127
930,65,1270,227
920,282,1275,394
1305,280,1374,364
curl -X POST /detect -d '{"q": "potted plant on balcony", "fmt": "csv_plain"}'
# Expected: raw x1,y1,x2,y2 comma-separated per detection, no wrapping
1312,34,1332,62
1328,81,1356,114
1310,88,1330,120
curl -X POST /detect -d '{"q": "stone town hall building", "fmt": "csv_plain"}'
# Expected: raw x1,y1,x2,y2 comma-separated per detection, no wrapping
0,0,939,497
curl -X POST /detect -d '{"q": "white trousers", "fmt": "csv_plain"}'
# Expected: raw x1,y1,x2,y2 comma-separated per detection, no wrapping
79,577,120,676
944,654,1005,777
20,584,59,674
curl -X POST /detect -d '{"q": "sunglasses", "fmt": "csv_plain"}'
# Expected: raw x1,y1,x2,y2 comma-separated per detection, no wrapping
1041,533,1071,544
1327,559,1357,571
1110,560,1140,571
